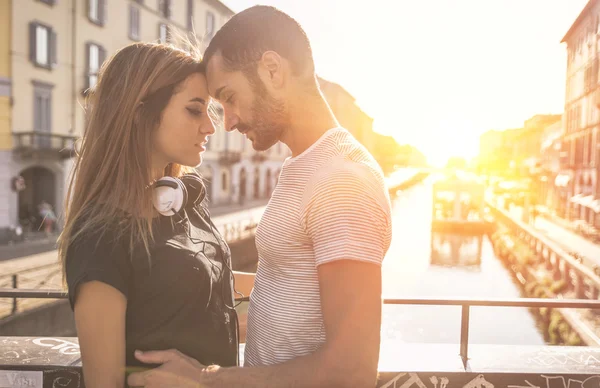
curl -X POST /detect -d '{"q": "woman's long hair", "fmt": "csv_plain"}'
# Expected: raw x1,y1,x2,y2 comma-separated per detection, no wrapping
58,42,204,281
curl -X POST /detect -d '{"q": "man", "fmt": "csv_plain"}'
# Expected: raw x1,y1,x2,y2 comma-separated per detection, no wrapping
128,5,392,387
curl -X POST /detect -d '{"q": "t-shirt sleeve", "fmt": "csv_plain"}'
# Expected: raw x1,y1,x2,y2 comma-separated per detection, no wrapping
65,227,132,310
302,161,393,267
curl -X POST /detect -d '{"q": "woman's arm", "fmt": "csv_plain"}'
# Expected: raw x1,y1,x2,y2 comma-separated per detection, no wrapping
74,281,127,388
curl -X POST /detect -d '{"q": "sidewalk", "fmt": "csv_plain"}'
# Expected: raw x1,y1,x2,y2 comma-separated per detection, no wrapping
0,199,271,262
508,206,600,269
208,198,269,217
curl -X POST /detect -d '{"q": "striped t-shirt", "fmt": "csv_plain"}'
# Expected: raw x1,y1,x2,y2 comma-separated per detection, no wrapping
243,127,393,366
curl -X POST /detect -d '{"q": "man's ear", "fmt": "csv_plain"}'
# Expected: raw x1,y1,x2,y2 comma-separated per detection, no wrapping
259,51,285,89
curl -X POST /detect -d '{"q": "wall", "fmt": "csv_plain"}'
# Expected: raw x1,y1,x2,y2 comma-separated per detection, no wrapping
0,300,75,337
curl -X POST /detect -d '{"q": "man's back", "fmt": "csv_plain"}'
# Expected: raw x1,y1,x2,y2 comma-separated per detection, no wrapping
244,127,393,366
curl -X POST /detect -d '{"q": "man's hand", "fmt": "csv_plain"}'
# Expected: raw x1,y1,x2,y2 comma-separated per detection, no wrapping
127,349,211,388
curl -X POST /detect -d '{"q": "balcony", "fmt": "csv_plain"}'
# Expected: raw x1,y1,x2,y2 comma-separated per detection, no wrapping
251,152,267,163
13,132,77,160
218,150,242,165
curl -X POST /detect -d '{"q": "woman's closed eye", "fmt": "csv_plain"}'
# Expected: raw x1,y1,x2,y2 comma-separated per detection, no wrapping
186,107,203,117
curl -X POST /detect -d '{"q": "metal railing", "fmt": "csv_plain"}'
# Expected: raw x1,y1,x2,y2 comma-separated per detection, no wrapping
2,289,599,367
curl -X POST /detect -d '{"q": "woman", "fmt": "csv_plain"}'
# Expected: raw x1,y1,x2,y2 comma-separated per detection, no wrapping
58,42,243,388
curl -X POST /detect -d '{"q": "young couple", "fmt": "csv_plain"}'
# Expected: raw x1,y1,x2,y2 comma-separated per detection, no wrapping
60,5,392,388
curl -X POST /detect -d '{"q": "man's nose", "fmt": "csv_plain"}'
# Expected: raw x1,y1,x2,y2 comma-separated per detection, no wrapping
224,113,239,133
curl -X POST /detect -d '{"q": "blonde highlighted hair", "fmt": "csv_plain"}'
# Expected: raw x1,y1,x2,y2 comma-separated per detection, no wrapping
58,41,206,282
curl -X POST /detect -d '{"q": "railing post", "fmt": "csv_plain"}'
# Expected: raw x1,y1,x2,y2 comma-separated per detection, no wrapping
575,272,586,299
11,274,17,314
546,251,554,271
460,304,470,367
554,257,563,281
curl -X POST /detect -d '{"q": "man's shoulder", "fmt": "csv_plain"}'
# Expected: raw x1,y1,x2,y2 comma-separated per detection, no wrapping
313,153,385,189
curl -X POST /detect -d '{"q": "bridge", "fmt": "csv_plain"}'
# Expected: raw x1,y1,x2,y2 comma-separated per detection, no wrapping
3,169,600,387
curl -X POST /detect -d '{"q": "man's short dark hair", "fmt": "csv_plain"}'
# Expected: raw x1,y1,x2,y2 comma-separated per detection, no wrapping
204,5,315,80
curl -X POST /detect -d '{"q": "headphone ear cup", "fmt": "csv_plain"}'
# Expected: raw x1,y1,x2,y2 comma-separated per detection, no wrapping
153,176,185,216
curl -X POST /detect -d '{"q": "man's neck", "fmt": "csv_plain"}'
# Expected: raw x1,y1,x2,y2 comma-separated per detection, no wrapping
281,94,339,157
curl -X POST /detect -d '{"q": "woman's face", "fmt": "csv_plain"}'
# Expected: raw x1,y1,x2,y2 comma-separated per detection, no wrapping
153,73,215,171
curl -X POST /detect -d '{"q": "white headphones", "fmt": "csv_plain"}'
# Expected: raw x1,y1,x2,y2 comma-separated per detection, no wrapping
152,174,206,216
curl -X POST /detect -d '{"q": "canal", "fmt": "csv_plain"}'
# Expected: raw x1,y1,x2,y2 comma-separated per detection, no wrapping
381,174,546,346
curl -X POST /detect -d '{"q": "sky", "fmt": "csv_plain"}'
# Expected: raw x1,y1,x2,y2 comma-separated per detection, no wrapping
221,0,589,166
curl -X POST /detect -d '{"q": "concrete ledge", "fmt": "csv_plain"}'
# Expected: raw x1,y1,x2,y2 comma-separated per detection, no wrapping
2,338,600,387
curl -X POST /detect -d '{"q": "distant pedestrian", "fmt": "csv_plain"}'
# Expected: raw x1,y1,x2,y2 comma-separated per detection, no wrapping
38,200,56,236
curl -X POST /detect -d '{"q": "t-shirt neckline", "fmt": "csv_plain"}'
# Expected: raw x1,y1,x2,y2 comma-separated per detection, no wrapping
282,127,344,167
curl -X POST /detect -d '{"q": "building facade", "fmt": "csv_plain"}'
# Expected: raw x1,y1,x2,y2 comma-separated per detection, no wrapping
561,0,600,224
539,119,568,215
0,0,290,242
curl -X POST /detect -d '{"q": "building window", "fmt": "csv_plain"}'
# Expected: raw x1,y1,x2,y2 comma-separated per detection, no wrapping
187,0,194,30
129,5,140,40
29,22,56,69
222,172,228,191
88,0,107,26
158,0,171,19
32,81,53,147
206,11,215,39
85,43,106,91
158,23,170,43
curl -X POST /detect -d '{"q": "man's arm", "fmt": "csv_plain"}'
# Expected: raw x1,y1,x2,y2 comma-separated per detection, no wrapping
232,270,255,298
130,260,382,388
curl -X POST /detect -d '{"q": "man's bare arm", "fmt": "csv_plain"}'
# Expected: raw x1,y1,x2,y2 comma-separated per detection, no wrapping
232,270,255,298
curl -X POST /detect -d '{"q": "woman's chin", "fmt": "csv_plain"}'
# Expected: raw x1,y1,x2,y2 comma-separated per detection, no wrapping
176,155,203,168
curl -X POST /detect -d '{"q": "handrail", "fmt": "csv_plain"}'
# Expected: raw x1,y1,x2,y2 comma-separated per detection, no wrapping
382,295,600,308
3,289,599,367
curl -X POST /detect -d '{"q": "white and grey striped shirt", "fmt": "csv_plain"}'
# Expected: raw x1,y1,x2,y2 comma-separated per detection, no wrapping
243,127,392,366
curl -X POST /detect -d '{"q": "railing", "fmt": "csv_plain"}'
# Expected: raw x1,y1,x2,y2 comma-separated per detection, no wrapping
3,290,599,367
251,152,267,163
218,150,242,165
488,201,600,300
13,132,77,159
0,263,63,316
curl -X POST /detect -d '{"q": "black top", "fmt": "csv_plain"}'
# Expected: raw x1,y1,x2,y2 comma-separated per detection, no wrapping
65,205,238,369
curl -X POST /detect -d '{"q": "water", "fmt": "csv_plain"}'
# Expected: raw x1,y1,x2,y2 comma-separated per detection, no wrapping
381,176,546,346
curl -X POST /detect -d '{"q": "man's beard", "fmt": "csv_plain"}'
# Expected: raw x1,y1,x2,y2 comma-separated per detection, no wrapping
241,78,291,151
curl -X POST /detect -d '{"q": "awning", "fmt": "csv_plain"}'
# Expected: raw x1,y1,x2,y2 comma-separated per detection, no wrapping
570,193,584,203
591,199,600,213
555,174,571,187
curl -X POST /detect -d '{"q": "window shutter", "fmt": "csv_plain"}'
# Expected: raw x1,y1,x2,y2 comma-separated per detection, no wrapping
29,22,37,63
84,42,91,91
129,6,134,37
99,46,107,70
187,0,193,30
49,29,57,68
99,0,107,26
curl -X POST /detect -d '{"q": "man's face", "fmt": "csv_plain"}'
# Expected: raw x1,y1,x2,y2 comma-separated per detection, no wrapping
206,54,290,151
